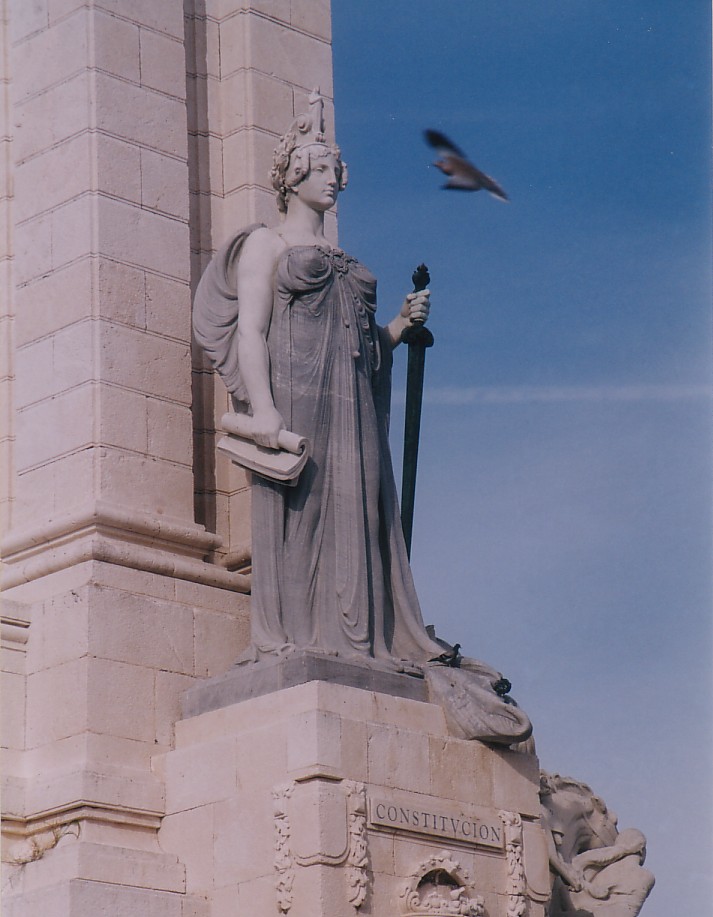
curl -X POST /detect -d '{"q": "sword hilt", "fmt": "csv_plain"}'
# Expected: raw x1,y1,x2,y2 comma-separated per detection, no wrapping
412,263,430,294
403,263,434,346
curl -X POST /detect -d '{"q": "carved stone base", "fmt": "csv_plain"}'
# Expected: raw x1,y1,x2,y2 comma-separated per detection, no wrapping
181,649,428,717
159,679,552,917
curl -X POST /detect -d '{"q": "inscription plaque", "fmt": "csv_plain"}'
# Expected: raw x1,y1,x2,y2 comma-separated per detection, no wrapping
368,795,504,850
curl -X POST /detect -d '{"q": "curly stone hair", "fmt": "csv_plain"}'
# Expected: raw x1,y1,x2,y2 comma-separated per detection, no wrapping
269,131,348,213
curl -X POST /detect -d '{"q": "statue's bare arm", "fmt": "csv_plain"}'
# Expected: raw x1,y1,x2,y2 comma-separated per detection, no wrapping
546,829,584,892
236,228,287,448
385,289,431,347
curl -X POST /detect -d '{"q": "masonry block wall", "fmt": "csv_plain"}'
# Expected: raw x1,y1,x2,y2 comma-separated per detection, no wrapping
0,2,335,913
186,0,335,568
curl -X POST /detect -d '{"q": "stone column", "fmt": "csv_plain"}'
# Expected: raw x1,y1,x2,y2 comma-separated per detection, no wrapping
1,0,250,592
186,0,335,570
0,0,13,540
0,1,338,912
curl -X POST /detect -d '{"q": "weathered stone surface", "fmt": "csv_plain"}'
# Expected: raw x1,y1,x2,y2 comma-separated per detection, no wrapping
161,680,547,917
181,650,428,718
540,772,654,917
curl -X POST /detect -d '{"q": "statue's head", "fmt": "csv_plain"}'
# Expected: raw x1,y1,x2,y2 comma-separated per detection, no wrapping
270,89,348,213
540,772,619,856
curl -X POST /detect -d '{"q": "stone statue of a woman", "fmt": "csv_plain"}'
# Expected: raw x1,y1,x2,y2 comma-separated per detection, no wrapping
194,91,443,668
193,91,532,744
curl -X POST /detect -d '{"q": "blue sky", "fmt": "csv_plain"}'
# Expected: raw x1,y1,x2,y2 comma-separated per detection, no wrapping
332,3,711,913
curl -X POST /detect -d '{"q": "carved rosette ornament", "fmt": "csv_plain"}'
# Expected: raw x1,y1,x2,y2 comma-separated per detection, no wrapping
498,811,527,917
272,783,296,913
400,852,485,917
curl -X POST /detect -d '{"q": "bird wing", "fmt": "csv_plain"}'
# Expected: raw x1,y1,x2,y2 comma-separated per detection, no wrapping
426,128,509,200
443,161,508,200
424,129,467,159
442,169,481,190
475,168,509,201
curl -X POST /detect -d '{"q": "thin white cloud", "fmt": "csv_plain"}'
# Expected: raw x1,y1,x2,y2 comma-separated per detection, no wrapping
392,383,711,406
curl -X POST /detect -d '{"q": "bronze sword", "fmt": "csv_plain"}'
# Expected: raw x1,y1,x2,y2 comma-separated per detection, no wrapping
400,264,434,559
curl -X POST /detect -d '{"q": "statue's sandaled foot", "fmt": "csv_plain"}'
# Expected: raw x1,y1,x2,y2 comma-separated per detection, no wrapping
234,642,299,666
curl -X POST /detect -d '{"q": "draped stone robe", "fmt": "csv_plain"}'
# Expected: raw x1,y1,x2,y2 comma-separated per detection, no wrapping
194,227,441,666
194,226,534,744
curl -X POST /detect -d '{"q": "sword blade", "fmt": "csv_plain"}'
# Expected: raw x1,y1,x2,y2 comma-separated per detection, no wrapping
400,265,434,558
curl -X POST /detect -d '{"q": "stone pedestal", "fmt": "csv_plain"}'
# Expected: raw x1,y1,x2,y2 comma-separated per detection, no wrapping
158,679,552,917
182,649,429,716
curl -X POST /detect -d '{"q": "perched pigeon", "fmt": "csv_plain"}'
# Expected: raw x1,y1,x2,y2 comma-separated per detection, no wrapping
424,129,508,200
429,643,462,668
492,677,512,697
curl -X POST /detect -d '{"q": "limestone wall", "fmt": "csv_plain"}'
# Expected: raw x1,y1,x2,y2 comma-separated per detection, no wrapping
1,0,336,584
186,0,336,569
0,2,335,913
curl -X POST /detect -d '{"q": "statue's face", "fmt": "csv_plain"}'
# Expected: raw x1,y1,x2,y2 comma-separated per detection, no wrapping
586,804,618,849
290,149,341,212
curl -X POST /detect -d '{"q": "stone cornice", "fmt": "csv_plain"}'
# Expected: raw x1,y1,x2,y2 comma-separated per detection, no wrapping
0,617,30,647
2,501,222,557
0,501,250,593
1,801,163,840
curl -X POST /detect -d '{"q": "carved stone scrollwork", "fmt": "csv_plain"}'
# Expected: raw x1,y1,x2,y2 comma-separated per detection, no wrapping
272,779,370,912
272,782,296,913
499,811,527,917
344,780,369,908
400,852,485,917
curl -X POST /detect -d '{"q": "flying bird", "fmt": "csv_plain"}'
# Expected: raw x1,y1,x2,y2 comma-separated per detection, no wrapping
424,129,508,201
